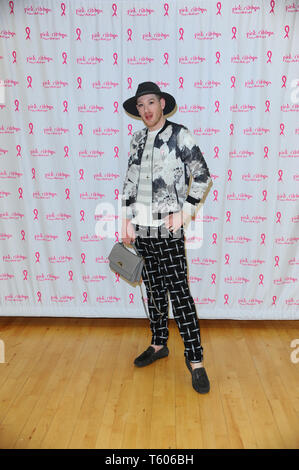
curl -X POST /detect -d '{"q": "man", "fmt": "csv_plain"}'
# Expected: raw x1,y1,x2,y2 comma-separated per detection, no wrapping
121,82,212,394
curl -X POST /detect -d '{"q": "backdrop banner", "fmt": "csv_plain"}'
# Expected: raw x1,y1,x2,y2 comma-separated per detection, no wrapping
0,0,298,319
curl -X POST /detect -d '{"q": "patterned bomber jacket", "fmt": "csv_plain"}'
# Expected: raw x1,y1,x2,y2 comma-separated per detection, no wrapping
122,119,213,221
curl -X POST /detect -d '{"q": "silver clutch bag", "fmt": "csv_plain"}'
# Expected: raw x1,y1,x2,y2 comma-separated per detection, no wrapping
108,242,144,285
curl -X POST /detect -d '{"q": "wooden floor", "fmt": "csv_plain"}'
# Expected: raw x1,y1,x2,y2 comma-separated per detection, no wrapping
0,316,299,449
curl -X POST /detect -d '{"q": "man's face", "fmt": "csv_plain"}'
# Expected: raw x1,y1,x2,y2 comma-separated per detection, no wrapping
136,94,166,130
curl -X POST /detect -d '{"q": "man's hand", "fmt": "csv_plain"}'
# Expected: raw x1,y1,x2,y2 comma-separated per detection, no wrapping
121,218,136,245
163,210,191,233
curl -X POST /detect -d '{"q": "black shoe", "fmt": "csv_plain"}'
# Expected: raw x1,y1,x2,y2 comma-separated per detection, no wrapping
134,346,169,367
185,358,210,394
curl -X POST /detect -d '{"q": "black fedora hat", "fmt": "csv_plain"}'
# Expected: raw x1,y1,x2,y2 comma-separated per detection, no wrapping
123,81,176,117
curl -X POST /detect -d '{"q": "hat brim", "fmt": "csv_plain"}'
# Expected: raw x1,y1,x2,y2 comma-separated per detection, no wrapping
123,91,176,118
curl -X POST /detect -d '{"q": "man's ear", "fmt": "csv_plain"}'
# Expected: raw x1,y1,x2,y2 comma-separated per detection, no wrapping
160,97,166,111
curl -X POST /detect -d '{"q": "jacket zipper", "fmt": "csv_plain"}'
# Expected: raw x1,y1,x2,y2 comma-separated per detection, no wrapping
151,121,169,204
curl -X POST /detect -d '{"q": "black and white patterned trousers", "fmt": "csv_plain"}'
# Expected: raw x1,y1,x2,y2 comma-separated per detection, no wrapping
134,225,203,363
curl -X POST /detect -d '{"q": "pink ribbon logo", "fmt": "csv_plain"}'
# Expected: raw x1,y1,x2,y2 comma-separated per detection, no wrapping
211,274,216,284
81,253,86,264
83,292,87,303
225,254,230,265
79,169,84,180
226,211,231,223
127,77,132,89
23,270,28,281
16,145,22,157
113,101,119,113
284,25,290,39
14,99,19,111
164,3,169,16
35,252,40,263
260,233,266,245
9,1,14,14
128,124,133,135
27,76,32,88
179,77,184,88
280,123,285,136
129,293,134,304
127,29,133,41
267,51,272,63
281,75,287,88
21,230,25,241
278,170,283,181
213,190,218,201
76,28,82,41
77,77,82,89
37,291,42,303
33,209,38,220
113,52,118,65
215,51,220,64
265,100,270,112
112,3,117,16
67,230,72,241
64,146,69,158
270,0,275,14
229,123,234,135
80,210,85,221
115,232,119,242
227,169,232,181
114,189,119,200
214,101,220,113
276,211,281,223
272,296,277,306
65,188,70,199
212,233,217,245
179,28,184,40
224,294,229,305
216,2,222,15
264,146,269,159
63,100,68,112
262,190,267,201
29,122,34,134
78,123,83,135
115,273,120,283
62,52,67,64
214,146,219,159
25,27,31,40
12,51,17,63
114,146,119,158
259,274,264,286
61,2,66,15
232,27,237,39
164,52,169,65
69,270,73,281
231,76,236,88
18,187,23,199
274,256,280,267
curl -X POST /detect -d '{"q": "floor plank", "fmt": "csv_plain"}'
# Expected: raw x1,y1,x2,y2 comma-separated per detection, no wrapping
0,317,298,449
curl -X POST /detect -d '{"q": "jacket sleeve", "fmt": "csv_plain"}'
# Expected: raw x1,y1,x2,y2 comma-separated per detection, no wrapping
121,135,139,220
177,127,213,216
